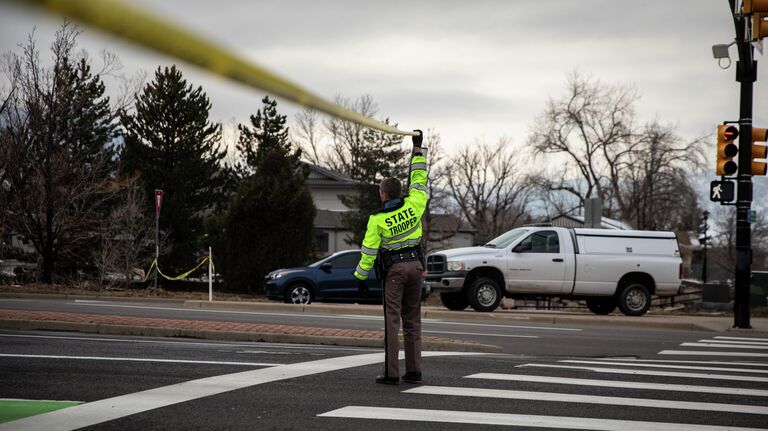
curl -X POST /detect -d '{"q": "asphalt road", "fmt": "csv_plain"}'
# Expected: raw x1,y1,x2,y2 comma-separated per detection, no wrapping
2,297,767,429
1,328,767,430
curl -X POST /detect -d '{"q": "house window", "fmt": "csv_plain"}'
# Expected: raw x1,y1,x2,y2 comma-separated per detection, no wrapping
314,230,329,252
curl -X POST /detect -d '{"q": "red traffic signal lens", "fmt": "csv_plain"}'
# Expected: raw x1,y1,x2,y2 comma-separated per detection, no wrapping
723,126,739,140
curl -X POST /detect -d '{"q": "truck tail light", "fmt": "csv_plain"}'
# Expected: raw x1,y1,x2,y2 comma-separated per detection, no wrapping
679,263,683,280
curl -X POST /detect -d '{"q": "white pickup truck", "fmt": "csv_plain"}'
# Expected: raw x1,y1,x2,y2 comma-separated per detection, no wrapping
425,226,683,316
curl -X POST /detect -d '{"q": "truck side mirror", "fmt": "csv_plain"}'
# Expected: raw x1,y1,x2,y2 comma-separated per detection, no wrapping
320,263,333,271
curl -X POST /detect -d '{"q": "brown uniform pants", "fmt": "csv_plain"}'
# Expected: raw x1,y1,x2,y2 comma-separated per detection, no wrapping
383,259,423,378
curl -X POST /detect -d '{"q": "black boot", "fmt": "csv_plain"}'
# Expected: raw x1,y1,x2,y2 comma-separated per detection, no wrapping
402,371,422,384
375,374,400,385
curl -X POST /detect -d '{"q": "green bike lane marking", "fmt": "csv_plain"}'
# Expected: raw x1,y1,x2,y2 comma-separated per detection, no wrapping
0,399,81,424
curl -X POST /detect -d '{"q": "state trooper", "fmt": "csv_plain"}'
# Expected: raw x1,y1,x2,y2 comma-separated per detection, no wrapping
353,130,429,385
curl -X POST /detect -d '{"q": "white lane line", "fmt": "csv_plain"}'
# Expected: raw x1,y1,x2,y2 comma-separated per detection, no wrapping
660,350,768,358
465,373,768,397
518,364,768,383
559,360,768,374
594,358,768,367
0,351,483,431
681,343,768,350
427,320,581,331
67,301,581,331
715,336,768,342
0,333,375,352
700,339,768,346
318,406,763,430
0,353,282,367
423,330,538,339
405,385,768,415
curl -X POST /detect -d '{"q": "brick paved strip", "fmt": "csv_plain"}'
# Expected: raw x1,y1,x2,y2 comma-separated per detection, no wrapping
0,308,500,352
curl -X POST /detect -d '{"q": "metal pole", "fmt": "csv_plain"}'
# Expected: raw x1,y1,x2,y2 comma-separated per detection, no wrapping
731,0,753,328
703,212,708,284
208,246,213,302
154,209,159,291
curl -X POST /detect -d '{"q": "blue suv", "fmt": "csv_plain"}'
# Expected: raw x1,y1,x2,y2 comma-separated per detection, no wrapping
265,249,428,304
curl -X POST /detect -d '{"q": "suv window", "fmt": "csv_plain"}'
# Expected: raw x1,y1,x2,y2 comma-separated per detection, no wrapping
330,252,360,268
517,231,560,253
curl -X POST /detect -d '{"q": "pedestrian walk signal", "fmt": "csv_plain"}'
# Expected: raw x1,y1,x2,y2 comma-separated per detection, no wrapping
710,180,735,203
716,125,739,176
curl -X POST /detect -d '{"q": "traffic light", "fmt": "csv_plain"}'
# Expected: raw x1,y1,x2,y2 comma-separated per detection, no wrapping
753,127,768,175
717,124,739,176
743,0,768,41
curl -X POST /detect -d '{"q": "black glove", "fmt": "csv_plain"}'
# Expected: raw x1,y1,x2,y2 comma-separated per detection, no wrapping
357,278,370,297
412,129,423,148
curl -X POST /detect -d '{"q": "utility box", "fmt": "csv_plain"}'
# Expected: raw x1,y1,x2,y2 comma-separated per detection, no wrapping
701,283,730,303
750,271,768,307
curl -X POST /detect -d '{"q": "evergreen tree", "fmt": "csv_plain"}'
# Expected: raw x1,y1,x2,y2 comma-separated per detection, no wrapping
121,65,228,272
218,96,315,292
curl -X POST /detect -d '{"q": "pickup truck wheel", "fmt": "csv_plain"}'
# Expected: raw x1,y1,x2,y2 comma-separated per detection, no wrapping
586,297,617,315
617,283,650,316
440,292,469,311
468,277,502,312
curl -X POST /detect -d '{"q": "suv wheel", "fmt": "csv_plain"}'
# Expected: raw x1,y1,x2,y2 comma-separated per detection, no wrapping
586,297,617,315
617,282,650,316
467,277,502,312
285,283,312,305
440,292,469,311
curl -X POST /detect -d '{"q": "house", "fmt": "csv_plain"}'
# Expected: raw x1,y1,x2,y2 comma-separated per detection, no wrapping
304,162,475,256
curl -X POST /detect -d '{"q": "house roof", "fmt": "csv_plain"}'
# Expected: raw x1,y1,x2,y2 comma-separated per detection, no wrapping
429,213,477,233
303,161,356,187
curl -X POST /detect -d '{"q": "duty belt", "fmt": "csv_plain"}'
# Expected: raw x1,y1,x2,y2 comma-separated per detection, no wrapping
380,247,422,270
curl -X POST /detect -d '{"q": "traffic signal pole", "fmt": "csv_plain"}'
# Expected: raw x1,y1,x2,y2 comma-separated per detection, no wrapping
731,0,754,329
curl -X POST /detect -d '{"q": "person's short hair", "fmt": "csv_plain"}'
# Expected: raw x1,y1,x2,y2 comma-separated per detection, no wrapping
379,177,401,199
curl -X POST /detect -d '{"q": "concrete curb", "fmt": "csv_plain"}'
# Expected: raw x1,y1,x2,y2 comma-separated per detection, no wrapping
0,319,502,353
184,300,759,333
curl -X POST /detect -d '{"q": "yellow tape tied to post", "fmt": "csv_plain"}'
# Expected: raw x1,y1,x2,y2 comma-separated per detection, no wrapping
19,0,418,137
142,254,213,283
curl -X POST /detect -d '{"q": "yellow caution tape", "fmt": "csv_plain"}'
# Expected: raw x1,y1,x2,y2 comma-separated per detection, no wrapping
19,0,418,137
142,254,213,282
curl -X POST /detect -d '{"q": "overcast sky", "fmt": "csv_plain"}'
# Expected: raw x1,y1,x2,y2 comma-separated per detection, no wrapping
2,1,766,161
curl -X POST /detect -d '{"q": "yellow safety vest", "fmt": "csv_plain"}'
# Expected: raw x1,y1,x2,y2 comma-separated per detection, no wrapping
354,154,428,280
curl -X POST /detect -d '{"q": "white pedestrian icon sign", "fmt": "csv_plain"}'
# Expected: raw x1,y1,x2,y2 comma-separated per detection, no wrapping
710,180,734,203
712,184,723,200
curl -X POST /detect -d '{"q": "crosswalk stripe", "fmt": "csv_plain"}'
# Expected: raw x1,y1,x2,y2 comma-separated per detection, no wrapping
660,350,768,358
404,385,768,415
594,358,768,367
318,406,764,430
681,343,768,350
519,363,768,383
559,360,768,374
715,336,768,342
465,373,768,397
700,339,768,346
